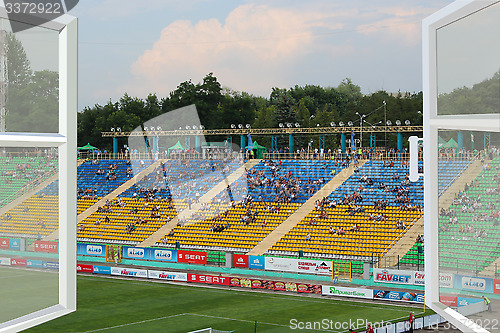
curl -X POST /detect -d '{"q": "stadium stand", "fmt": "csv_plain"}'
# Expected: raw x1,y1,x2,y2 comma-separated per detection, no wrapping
0,155,57,208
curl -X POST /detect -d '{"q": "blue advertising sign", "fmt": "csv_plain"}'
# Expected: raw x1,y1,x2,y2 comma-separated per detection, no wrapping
26,259,43,268
373,290,424,303
77,243,106,257
248,255,265,269
454,275,494,294
93,265,111,275
9,238,21,251
43,261,59,270
457,297,483,307
121,246,177,262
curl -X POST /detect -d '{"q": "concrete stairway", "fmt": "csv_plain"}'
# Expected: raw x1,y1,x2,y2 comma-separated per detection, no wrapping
480,257,500,277
139,159,262,247
379,159,483,268
247,160,367,256
43,160,163,241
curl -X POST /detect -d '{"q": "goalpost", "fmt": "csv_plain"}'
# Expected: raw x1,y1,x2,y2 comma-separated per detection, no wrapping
332,261,352,281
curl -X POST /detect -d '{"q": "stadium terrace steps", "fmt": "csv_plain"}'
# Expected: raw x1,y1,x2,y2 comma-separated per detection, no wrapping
438,160,483,208
379,216,423,266
479,255,500,277
384,160,481,267
138,159,262,247
41,160,163,242
0,173,58,218
247,160,367,256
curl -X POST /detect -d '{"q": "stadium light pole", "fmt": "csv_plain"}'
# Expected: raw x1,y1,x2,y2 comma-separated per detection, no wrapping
355,112,366,148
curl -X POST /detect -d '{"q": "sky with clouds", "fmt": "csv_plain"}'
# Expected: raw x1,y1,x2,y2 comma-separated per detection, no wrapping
68,0,453,111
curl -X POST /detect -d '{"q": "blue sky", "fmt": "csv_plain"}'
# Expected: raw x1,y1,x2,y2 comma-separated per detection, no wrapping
69,0,453,111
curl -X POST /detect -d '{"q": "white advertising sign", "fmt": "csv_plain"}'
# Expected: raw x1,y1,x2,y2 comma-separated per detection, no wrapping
0,257,11,266
110,267,148,278
322,285,373,299
148,270,187,282
265,257,332,275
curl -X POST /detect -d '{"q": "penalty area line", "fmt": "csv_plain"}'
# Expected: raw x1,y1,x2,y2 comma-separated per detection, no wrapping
76,313,187,333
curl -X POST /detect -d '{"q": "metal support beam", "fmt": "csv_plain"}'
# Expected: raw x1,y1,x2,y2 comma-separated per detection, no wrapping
288,133,294,157
457,131,463,150
397,132,403,152
184,137,191,150
341,133,346,155
318,135,325,151
370,133,376,149
271,136,277,151
240,135,245,151
484,132,490,150
112,137,118,157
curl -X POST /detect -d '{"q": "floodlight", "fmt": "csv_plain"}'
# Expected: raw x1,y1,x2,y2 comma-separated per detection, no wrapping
396,120,401,126
405,120,411,125
347,121,353,126
386,120,392,126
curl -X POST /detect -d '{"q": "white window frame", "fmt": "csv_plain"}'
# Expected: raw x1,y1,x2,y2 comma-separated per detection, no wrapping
0,8,77,332
423,1,500,332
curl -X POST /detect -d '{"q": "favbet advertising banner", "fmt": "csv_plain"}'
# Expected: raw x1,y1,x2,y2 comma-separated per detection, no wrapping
265,257,332,275
77,243,106,257
148,270,187,281
110,267,148,278
187,273,229,285
322,285,373,299
373,268,414,285
373,290,424,303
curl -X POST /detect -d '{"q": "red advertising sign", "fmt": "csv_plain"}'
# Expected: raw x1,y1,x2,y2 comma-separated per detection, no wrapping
273,281,286,291
10,258,27,266
251,279,265,289
297,283,321,294
178,250,207,264
230,277,241,287
494,279,500,295
187,273,229,286
232,254,248,268
34,240,58,253
440,295,458,307
77,264,93,273
0,238,9,249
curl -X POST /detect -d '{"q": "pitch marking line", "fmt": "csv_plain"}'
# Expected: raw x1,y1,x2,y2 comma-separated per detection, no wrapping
77,313,187,332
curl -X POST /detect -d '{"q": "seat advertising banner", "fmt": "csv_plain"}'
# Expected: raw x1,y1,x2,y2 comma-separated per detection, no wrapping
9,238,21,251
232,254,248,268
322,285,373,299
187,273,229,285
148,270,187,282
178,250,207,264
110,267,148,278
248,255,265,269
34,240,58,253
77,264,93,273
264,257,332,275
77,243,106,257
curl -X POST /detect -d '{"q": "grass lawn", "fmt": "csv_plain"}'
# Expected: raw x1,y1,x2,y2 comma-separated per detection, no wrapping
22,275,431,333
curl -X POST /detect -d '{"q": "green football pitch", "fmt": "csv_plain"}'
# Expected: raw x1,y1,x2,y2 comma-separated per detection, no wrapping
4,272,431,333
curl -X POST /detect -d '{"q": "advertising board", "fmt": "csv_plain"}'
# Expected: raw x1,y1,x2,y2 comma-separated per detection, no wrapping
26,259,44,268
0,238,10,249
373,268,414,285
232,254,248,268
92,265,111,275
77,243,106,257
322,285,373,299
77,264,93,273
34,240,58,253
110,267,148,278
454,275,494,294
494,279,500,295
9,238,21,251
121,246,177,262
10,258,27,266
439,295,458,307
43,262,59,270
148,270,187,281
178,250,207,264
265,257,332,275
248,255,265,269
373,290,424,303
0,257,11,265
187,273,229,285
